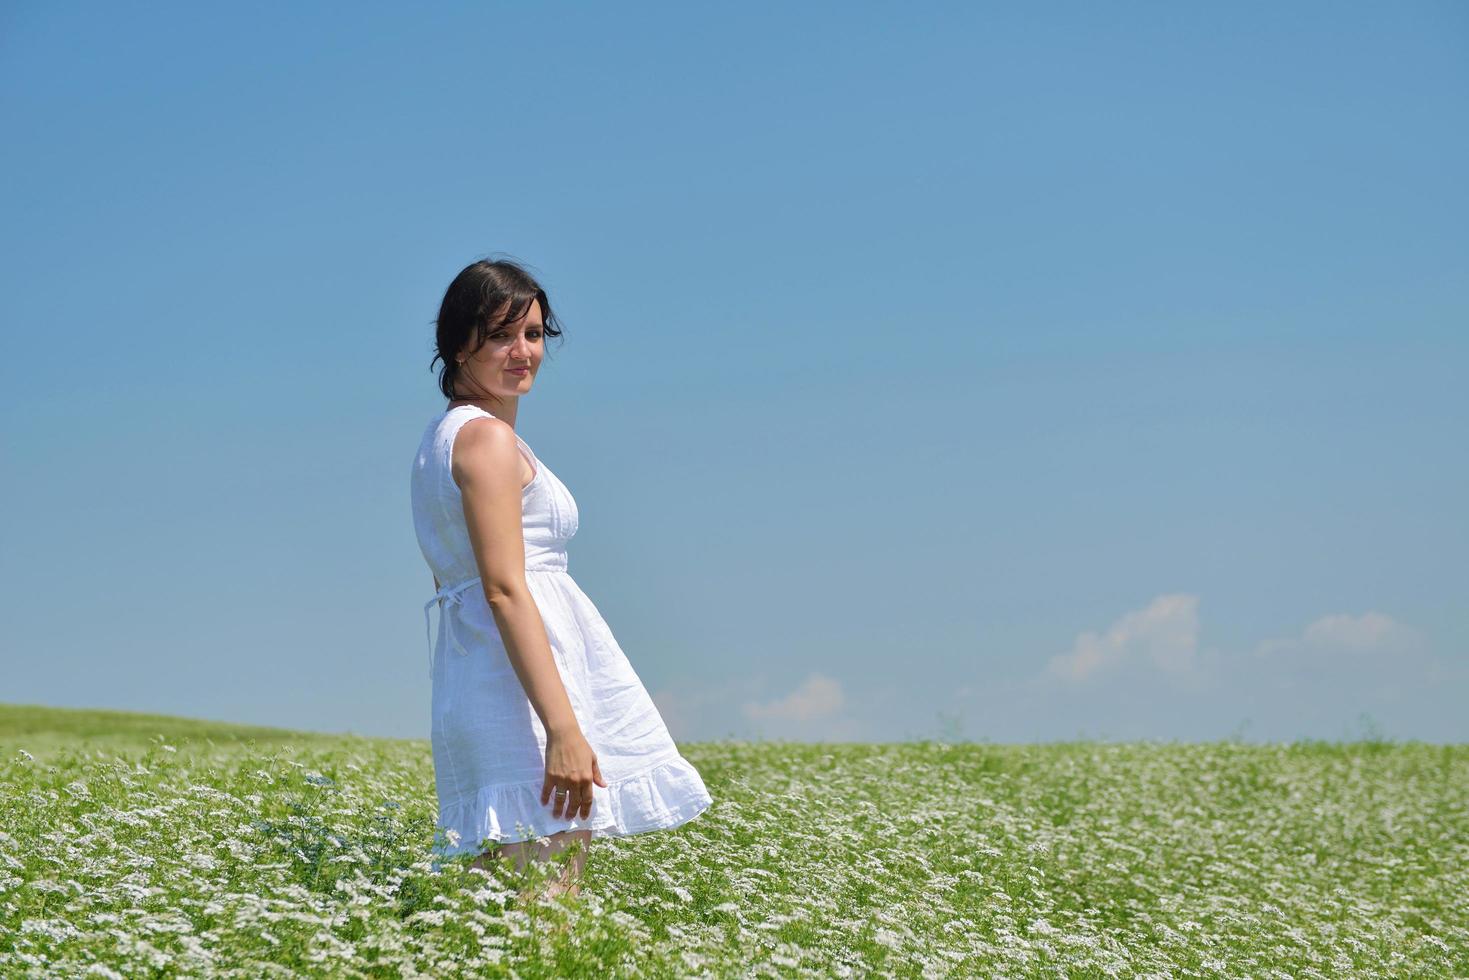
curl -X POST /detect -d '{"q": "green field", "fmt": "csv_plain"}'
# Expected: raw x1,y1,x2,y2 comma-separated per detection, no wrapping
2,704,1465,977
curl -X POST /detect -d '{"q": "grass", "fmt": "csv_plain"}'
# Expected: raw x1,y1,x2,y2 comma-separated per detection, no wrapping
1,703,1465,977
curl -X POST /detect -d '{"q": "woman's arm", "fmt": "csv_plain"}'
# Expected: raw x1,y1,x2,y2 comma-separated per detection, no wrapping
451,417,605,818
452,418,578,735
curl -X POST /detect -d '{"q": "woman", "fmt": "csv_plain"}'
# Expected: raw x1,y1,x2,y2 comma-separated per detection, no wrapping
410,258,713,897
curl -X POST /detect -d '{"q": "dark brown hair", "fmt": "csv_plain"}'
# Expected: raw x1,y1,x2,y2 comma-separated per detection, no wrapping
430,257,564,401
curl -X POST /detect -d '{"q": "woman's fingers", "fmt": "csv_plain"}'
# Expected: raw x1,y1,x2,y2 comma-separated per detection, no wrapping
560,785,581,820
543,779,598,819
542,738,604,819
579,778,594,819
545,758,603,818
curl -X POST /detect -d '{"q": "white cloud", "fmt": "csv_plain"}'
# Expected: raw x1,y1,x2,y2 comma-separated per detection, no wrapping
1046,594,1200,682
742,672,845,722
1255,611,1418,658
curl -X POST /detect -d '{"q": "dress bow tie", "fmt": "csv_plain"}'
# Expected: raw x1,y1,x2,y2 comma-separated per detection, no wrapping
423,577,484,678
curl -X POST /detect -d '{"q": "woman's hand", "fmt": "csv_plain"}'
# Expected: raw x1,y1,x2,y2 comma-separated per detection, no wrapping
541,727,608,820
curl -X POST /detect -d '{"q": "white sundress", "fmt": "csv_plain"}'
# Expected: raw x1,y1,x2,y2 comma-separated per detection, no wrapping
410,405,713,854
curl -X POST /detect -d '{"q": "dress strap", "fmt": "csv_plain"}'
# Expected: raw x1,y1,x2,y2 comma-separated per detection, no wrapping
423,577,483,678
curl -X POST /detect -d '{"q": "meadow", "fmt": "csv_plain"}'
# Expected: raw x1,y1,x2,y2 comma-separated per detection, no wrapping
1,704,1465,978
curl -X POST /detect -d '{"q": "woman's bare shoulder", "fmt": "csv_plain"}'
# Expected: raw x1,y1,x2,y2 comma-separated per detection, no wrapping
450,417,522,488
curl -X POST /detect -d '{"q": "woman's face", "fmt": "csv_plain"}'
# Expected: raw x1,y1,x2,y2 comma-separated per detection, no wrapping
456,299,544,398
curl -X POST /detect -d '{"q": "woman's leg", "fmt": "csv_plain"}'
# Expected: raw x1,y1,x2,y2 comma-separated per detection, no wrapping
471,829,592,897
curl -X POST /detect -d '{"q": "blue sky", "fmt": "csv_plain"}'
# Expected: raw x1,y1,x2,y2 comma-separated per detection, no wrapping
2,2,1465,743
